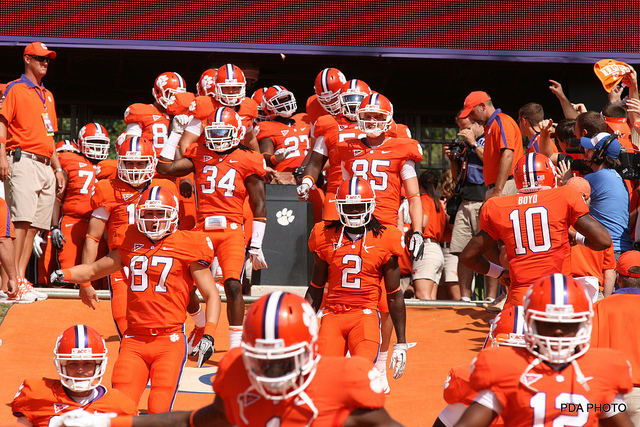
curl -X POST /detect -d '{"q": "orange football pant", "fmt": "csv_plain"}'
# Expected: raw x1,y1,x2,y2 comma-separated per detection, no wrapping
112,329,187,413
504,285,529,310
317,309,381,363
202,225,245,283
109,269,129,339
56,215,89,269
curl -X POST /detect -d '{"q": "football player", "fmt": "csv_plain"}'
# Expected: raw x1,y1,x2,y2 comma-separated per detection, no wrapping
332,93,425,391
459,152,612,309
157,107,267,350
11,325,137,425
306,178,411,380
80,136,177,339
435,306,526,427
124,71,187,157
49,292,402,427
50,186,221,413
306,67,347,130
50,125,109,273
176,64,259,153
454,274,634,427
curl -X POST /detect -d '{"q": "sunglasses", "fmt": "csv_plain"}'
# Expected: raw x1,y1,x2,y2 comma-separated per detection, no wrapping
28,55,51,63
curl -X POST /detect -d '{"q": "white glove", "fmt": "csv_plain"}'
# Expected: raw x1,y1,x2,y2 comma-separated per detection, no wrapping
297,183,311,201
389,342,417,379
171,114,192,134
50,269,69,286
249,247,268,270
197,334,215,368
273,147,296,163
400,198,411,225
408,231,425,260
48,409,115,427
33,233,45,258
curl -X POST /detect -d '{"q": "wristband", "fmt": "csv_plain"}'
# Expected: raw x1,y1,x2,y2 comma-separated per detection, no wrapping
110,416,134,427
270,154,277,164
78,282,92,288
159,131,181,160
60,268,72,282
310,281,323,289
407,193,420,199
250,220,266,249
189,410,197,427
51,225,60,231
85,234,101,243
387,285,401,294
575,232,586,246
486,262,506,278
302,175,315,187
204,321,217,337
54,168,64,173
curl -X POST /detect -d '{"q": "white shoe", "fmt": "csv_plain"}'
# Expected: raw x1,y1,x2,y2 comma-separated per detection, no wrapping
19,278,47,301
5,282,36,304
0,290,7,301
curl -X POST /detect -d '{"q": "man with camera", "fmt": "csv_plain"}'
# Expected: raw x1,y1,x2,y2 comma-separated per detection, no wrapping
578,132,632,257
446,113,498,303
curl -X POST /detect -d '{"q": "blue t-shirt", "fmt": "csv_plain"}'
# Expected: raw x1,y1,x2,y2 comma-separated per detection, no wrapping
584,168,632,252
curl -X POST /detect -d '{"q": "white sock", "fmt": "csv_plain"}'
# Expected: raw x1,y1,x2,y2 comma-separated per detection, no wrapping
460,296,471,302
376,351,388,373
189,306,206,328
229,326,243,349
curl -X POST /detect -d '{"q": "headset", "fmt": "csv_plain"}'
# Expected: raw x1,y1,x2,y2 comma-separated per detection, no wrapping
591,133,618,165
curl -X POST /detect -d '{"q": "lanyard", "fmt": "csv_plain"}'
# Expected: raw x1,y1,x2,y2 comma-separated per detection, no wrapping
34,86,48,112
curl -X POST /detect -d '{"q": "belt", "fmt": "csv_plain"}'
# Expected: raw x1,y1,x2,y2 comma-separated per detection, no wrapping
487,176,513,189
440,242,450,249
124,326,183,336
9,150,51,166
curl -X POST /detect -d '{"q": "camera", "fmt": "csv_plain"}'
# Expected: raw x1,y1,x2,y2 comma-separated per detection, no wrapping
446,137,468,160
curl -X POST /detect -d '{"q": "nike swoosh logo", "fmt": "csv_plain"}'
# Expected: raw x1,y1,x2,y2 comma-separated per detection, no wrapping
229,160,238,163
381,150,392,154
124,335,134,339
363,245,375,251
162,247,173,250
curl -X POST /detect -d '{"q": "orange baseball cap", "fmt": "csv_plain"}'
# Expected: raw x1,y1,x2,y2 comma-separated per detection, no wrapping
565,176,591,200
594,59,631,93
617,250,640,278
24,42,56,59
460,91,491,119
604,116,631,138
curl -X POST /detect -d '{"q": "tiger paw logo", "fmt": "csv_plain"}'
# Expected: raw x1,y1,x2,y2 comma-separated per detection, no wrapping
276,208,295,226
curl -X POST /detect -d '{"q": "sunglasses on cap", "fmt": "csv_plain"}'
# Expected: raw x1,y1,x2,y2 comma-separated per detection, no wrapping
27,55,51,63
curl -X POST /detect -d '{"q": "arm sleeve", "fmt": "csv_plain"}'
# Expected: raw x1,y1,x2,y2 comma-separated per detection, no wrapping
313,135,328,156
91,206,110,220
400,160,417,180
185,118,202,136
473,389,503,414
125,123,142,137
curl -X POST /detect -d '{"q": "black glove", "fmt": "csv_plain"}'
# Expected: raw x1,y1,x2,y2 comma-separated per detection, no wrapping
197,334,215,368
51,226,66,250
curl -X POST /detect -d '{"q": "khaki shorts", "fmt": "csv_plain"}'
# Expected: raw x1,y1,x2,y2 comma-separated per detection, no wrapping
442,246,459,283
450,200,483,254
412,240,444,282
4,156,55,230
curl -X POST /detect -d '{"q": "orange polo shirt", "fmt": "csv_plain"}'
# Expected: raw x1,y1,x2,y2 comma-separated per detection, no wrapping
0,74,57,158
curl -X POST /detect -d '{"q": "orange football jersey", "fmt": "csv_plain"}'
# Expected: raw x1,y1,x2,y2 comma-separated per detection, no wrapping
336,137,423,226
11,378,137,427
58,151,96,220
112,225,214,330
421,194,446,241
95,159,117,181
308,223,404,310
255,113,311,172
189,95,258,133
124,103,170,156
562,238,615,287
91,178,177,249
305,94,330,128
183,144,266,225
166,91,196,116
214,348,385,427
592,293,640,385
315,114,365,195
479,186,590,290
470,346,632,426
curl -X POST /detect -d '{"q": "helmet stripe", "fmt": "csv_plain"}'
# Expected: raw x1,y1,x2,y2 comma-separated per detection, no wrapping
149,186,160,201
350,80,358,91
215,107,225,123
513,306,523,334
525,153,537,188
349,177,359,195
75,324,88,349
262,291,284,340
175,72,185,89
550,273,567,305
226,64,234,80
94,123,101,135
130,136,140,152
320,68,330,92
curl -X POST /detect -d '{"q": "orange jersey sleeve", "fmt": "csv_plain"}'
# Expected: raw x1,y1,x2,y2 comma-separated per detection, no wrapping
568,242,615,285
482,112,524,186
443,363,475,406
188,95,216,121
92,179,178,248
470,346,632,426
337,137,423,226
421,195,446,241
309,223,404,310
592,294,640,385
184,145,265,225
114,226,214,330
11,378,137,427
166,91,196,115
479,186,590,290
59,152,96,219
95,159,118,181
255,115,311,172
124,103,170,156
306,95,330,127
213,349,385,427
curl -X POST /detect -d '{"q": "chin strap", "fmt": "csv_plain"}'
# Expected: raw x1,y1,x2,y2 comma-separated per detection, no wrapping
519,358,542,393
335,226,346,251
570,359,591,391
